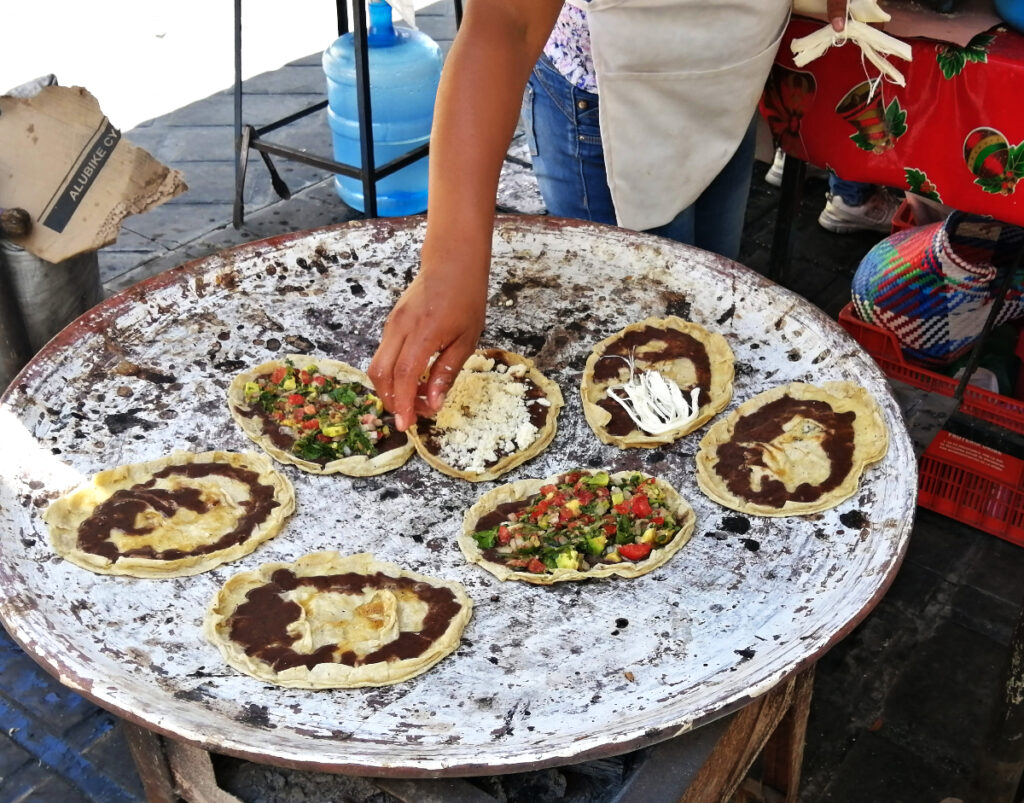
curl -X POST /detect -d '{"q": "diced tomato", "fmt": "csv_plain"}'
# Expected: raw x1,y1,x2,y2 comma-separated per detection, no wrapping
270,410,284,421
270,366,288,384
651,515,665,525
527,558,548,574
498,525,513,545
631,494,652,517
531,499,553,520
311,374,327,387
316,433,331,442
603,523,618,536
303,404,317,416
299,370,311,384
618,543,653,561
576,489,595,506
595,486,610,498
613,501,630,515
287,393,305,406
301,418,320,430
540,484,558,496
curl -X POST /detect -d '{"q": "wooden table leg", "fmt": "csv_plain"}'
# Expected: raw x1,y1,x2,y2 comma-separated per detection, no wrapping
121,718,245,803
120,719,178,803
757,665,815,802
678,665,815,803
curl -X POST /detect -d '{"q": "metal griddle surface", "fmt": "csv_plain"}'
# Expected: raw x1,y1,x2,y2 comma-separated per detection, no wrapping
0,216,915,776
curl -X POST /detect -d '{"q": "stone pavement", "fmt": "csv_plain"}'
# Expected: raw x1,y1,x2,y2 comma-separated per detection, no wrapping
4,5,1024,801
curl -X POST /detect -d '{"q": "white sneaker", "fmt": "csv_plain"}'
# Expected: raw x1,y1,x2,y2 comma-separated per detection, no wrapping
764,148,787,187
764,148,827,188
817,190,902,234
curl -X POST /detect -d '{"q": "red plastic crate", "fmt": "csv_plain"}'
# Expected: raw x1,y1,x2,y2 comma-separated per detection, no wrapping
838,303,1024,545
919,431,1024,545
837,304,1024,434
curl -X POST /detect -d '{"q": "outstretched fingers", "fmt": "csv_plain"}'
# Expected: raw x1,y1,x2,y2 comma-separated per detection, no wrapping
423,335,478,414
369,329,431,433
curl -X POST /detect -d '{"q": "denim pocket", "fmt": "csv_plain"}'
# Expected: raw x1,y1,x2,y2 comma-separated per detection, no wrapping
574,99,602,146
521,83,539,157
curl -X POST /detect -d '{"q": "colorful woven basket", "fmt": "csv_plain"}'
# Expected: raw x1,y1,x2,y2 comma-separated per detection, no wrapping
851,211,1024,365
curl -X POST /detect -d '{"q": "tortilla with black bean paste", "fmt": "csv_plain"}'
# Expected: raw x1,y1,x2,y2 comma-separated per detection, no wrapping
581,316,734,448
227,354,413,476
203,551,474,688
460,468,696,584
44,450,295,577
696,382,889,516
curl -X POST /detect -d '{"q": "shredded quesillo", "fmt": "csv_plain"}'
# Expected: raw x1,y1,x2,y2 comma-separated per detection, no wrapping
607,353,700,436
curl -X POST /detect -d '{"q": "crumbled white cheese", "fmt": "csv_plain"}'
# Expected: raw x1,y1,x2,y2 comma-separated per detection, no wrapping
433,356,540,473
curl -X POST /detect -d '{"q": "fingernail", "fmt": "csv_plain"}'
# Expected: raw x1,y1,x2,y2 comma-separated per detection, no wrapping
831,16,845,31
395,414,407,431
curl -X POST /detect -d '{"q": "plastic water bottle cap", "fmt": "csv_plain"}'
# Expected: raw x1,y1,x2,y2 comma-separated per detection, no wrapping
368,0,398,47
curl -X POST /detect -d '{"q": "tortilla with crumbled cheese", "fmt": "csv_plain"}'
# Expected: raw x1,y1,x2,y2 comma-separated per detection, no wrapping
408,349,564,482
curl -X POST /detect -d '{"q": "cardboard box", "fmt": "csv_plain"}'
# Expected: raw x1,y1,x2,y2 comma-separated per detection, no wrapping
0,85,187,263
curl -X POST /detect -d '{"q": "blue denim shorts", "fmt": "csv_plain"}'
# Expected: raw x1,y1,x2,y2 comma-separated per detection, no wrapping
522,55,757,260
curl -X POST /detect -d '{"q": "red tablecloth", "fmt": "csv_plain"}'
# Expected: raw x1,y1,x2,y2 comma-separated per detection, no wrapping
761,16,1024,226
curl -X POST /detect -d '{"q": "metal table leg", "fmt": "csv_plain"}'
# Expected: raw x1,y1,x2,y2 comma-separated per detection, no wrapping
232,0,460,227
768,154,808,286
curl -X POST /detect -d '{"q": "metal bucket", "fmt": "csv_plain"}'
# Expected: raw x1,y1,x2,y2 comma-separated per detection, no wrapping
0,241,102,391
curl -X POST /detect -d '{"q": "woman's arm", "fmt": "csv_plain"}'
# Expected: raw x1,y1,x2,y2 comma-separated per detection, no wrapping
368,0,563,432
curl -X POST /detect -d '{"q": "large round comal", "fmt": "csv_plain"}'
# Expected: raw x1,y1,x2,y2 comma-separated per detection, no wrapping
322,2,442,216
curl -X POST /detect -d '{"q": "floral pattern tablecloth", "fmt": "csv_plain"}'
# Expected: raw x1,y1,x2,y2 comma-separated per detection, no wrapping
761,15,1024,226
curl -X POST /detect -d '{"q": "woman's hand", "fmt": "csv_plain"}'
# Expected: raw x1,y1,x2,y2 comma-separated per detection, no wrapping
368,256,488,432
367,0,562,432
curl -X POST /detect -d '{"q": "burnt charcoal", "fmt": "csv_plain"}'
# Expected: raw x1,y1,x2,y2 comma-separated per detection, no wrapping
501,769,567,802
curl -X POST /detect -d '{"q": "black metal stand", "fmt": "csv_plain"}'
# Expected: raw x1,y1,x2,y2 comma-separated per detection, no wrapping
767,154,807,285
232,0,462,227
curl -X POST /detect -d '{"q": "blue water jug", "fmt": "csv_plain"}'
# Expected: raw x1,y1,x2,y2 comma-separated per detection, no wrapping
322,0,442,216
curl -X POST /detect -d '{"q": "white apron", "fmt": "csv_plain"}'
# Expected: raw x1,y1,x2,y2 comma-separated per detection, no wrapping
570,0,791,230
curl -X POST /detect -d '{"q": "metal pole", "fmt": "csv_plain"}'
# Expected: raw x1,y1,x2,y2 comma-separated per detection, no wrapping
353,0,377,218
0,257,32,392
768,154,807,285
232,0,245,227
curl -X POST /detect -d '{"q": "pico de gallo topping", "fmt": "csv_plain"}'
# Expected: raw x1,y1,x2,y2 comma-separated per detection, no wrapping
243,361,392,462
472,470,680,574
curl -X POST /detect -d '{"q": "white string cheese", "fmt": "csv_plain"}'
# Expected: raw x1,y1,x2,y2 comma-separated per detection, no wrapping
607,366,701,436
790,17,912,87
